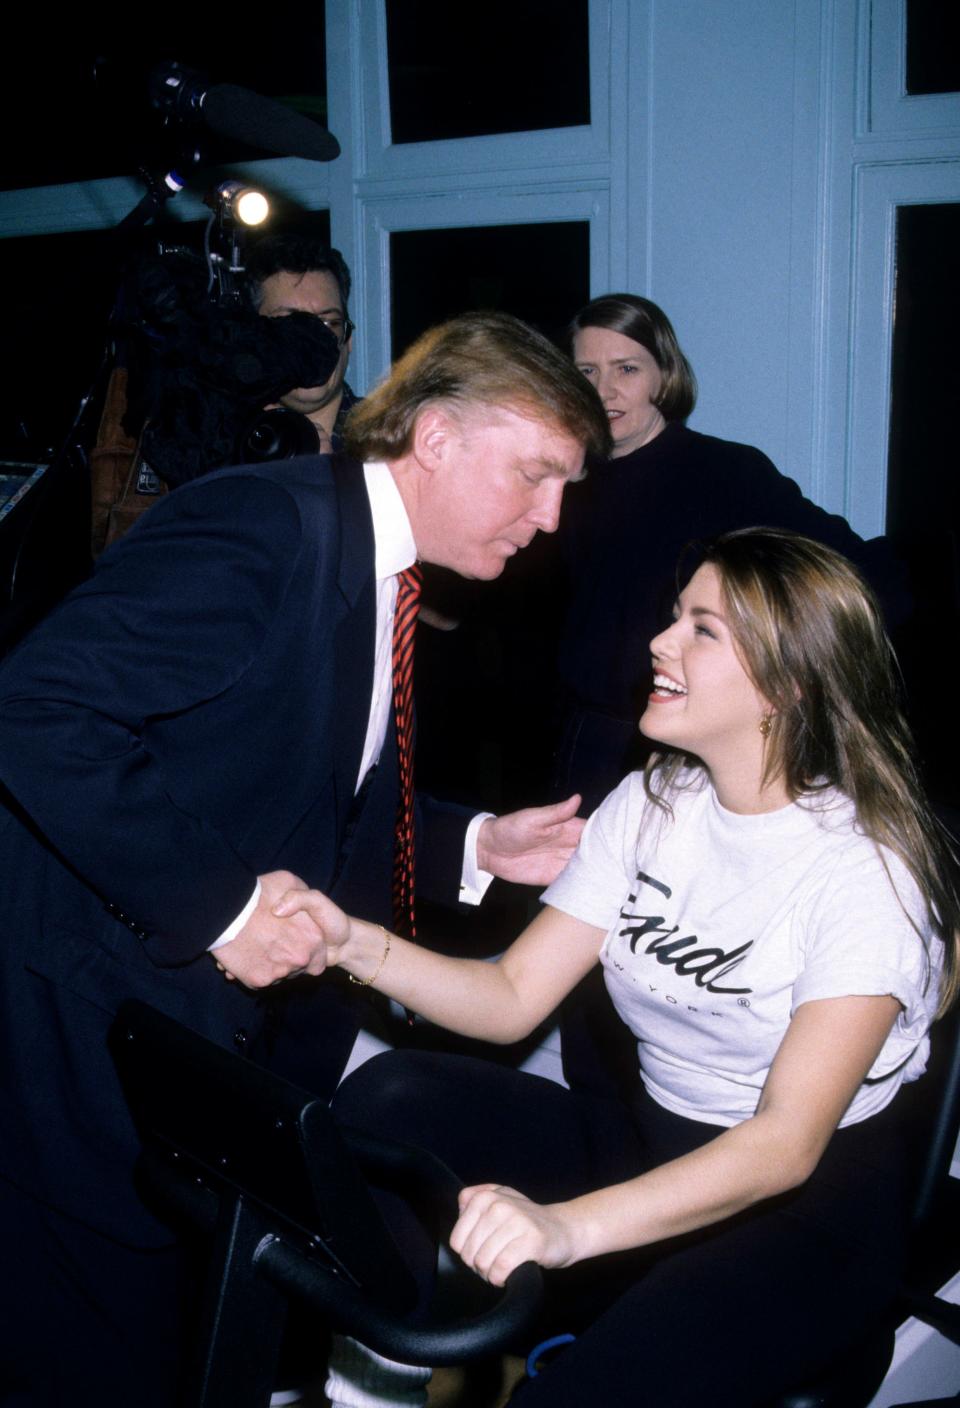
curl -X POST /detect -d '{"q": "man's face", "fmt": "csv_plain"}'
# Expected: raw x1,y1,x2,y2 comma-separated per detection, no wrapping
257,269,352,420
412,404,585,580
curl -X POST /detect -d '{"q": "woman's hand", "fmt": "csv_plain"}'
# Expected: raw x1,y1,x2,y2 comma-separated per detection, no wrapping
450,1183,580,1287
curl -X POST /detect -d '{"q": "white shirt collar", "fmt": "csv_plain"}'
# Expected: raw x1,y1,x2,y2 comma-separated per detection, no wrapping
362,461,417,580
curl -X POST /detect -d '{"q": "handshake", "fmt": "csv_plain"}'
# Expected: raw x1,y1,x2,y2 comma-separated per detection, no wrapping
213,869,349,989
212,797,585,989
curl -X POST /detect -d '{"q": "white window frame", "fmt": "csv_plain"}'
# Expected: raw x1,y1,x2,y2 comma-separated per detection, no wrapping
866,0,960,136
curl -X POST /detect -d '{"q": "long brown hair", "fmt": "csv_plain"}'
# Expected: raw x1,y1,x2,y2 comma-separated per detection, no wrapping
646,528,960,1013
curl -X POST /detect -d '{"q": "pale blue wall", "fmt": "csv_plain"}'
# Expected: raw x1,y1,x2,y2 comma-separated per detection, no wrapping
646,2,805,464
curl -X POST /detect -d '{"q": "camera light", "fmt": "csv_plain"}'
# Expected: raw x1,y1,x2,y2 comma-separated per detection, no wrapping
234,189,269,227
207,180,271,227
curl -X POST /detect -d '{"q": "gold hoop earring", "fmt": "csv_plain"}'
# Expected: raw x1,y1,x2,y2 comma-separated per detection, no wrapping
759,715,773,738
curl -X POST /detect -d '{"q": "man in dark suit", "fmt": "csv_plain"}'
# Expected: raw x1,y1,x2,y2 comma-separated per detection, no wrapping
0,311,610,1406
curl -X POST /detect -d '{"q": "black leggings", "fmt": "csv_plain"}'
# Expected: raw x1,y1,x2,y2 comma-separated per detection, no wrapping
332,1050,914,1408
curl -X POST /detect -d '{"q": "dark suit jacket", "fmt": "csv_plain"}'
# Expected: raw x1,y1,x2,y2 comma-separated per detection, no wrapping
0,453,465,1246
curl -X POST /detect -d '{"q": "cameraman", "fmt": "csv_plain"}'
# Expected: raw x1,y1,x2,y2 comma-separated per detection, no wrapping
245,232,360,454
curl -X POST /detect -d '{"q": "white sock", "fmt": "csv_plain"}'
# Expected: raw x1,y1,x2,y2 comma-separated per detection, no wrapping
324,1335,431,1408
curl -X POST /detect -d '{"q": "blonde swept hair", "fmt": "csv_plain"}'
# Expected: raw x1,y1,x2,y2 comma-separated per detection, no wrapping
344,310,611,464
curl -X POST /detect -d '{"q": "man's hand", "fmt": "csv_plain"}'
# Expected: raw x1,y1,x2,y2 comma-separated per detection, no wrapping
451,1184,579,1287
476,795,585,886
213,870,328,989
271,886,353,963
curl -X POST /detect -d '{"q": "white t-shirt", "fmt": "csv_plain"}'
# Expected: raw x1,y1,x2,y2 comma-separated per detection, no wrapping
543,769,940,1128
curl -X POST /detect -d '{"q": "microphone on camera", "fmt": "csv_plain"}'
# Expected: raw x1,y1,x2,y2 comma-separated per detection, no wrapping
149,63,340,162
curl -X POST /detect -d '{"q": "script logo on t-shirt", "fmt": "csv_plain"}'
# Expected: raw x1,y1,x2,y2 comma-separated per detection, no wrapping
617,871,754,996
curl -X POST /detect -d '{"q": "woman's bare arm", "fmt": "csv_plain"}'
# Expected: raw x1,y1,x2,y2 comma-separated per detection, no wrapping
272,889,606,1044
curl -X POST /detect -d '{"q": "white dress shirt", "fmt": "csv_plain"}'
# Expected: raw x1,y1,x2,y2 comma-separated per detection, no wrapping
213,462,491,948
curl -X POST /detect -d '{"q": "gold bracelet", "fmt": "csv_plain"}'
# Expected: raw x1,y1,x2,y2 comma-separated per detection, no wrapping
347,924,391,988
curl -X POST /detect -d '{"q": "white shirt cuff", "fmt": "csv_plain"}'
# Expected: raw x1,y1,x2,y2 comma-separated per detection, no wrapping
460,812,495,906
208,881,261,951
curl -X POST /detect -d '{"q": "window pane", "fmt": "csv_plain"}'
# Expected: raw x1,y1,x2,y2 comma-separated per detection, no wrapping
390,221,590,355
886,201,960,809
887,203,959,540
905,0,960,95
0,11,328,191
386,0,590,144
391,221,590,816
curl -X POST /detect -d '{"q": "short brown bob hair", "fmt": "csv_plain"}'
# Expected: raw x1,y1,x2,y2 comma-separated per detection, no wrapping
567,293,697,423
344,310,611,463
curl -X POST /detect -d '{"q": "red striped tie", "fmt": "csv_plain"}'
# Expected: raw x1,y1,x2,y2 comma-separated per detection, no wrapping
392,563,422,938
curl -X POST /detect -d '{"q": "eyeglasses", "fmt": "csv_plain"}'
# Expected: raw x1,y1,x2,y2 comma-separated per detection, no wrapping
263,306,354,347
320,316,354,347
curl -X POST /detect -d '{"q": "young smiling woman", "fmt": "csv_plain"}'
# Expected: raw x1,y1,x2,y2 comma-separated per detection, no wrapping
641,561,790,815
281,529,959,1408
